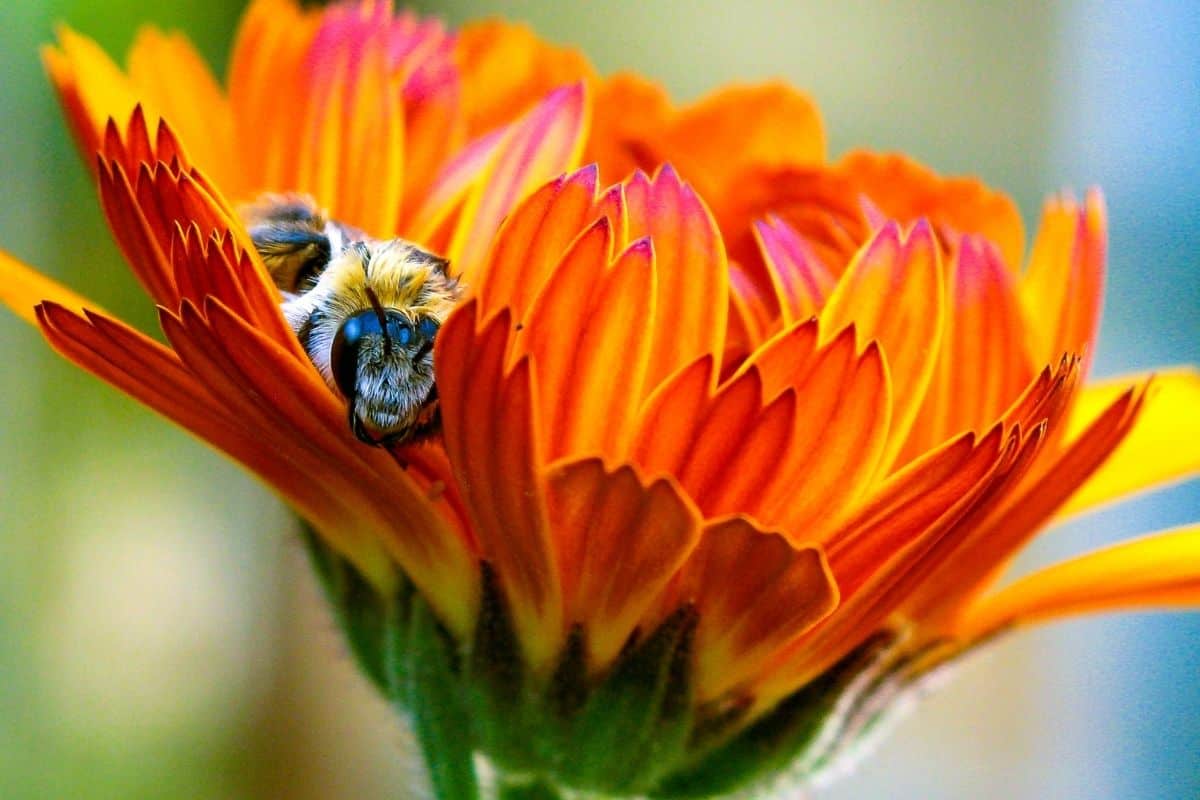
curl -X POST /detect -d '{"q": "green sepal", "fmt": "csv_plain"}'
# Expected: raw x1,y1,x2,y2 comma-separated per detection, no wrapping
300,527,390,693
559,605,699,794
394,588,479,800
464,562,538,771
650,635,895,799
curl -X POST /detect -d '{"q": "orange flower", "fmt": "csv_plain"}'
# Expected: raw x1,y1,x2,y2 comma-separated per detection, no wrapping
3,2,1199,797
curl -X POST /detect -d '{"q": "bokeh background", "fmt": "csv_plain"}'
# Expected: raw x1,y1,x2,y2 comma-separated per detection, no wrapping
1,1,1197,798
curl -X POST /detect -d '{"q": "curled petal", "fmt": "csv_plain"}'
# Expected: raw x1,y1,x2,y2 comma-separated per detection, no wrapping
665,516,837,703
474,165,601,320
546,458,701,671
754,215,835,324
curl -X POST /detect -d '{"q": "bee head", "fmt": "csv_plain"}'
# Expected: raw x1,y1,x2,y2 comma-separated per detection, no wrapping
285,238,460,446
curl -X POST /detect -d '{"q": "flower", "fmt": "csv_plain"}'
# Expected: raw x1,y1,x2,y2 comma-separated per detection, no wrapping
2,1,1199,798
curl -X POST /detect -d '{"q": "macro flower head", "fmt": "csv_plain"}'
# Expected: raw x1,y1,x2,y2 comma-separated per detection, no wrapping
2,1,1198,798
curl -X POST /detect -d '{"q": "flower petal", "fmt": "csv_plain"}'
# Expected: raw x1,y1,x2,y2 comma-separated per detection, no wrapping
901,235,1036,459
759,425,1034,700
834,151,1026,272
450,84,590,282
910,381,1145,624
42,26,149,166
520,228,656,460
0,251,97,325
438,301,562,669
546,458,701,672
474,166,600,320
757,331,892,542
959,525,1200,640
1020,189,1106,369
1059,368,1200,517
126,26,241,195
625,165,729,392
162,298,476,631
665,516,837,702
754,215,835,325
631,363,800,523
456,19,595,138
585,72,673,183
821,220,944,473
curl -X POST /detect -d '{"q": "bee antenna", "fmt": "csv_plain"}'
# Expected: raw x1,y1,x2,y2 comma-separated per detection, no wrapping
363,286,393,356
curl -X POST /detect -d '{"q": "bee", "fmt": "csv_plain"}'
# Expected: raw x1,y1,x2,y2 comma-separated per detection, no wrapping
243,195,461,446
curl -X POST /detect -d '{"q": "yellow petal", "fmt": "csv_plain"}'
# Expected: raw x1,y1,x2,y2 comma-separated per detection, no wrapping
0,250,98,325
1059,368,1200,517
959,525,1200,640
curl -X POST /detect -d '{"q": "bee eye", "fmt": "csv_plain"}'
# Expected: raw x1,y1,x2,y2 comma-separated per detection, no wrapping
330,311,379,399
387,317,414,347
417,317,439,340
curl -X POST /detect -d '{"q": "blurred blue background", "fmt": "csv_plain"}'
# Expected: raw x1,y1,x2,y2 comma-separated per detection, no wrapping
0,1,1196,798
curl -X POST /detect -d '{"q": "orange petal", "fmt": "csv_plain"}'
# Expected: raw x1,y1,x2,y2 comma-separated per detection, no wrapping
833,151,1026,273
227,0,323,193
520,228,656,459
474,166,600,320
456,18,595,137
657,82,825,200
756,332,892,542
35,301,407,587
667,516,837,702
126,26,241,196
97,160,177,306
625,165,730,393
821,220,944,473
761,426,1032,698
959,525,1200,640
43,26,151,166
628,355,717,469
585,72,673,184
167,226,300,357
730,318,821,400
825,427,1009,599
911,383,1145,624
0,251,97,325
168,299,475,631
437,302,561,669
631,363,801,523
1059,369,1200,517
546,458,701,671
902,235,1036,459
1020,189,1106,369
408,126,504,244
754,215,835,324
450,83,590,282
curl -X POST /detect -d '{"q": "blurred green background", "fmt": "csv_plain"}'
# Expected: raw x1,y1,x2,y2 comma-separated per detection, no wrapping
1,2,1196,798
